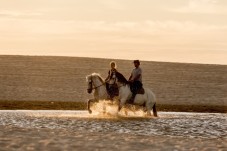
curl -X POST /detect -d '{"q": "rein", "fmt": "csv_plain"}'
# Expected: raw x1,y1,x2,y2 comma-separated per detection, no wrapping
87,74,124,91
87,75,106,91
91,83,106,90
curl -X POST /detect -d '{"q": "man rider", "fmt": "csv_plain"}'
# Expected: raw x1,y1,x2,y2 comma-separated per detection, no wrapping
128,60,143,103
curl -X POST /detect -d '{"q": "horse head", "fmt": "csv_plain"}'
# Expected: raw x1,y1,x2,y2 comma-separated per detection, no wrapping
86,73,105,94
86,74,93,94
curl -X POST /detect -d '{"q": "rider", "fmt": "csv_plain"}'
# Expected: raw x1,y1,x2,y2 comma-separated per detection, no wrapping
128,60,143,103
105,61,118,99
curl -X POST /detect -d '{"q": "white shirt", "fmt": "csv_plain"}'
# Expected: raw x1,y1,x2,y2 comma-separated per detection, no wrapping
131,67,142,82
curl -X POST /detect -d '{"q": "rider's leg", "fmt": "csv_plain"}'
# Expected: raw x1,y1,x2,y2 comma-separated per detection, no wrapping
129,81,137,103
109,86,115,100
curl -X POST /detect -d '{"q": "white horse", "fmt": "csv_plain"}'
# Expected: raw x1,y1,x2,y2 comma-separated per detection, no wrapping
115,72,157,117
86,72,158,117
86,73,110,113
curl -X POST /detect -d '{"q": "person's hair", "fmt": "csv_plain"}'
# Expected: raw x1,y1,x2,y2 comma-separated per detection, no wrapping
133,60,140,65
110,61,117,68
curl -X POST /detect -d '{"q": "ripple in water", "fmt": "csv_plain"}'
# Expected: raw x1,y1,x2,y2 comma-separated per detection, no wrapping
0,109,226,139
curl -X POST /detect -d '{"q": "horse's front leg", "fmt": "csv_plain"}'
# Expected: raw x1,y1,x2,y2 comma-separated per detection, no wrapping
118,100,121,111
87,99,94,114
118,99,126,112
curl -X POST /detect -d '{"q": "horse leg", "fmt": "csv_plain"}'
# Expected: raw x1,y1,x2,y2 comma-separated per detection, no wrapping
145,102,152,117
118,104,122,112
124,107,128,116
87,99,93,114
152,103,158,117
143,103,147,113
146,108,152,116
102,101,106,114
118,100,126,112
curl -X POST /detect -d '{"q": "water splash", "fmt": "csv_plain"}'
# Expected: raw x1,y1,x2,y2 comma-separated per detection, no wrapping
90,100,147,118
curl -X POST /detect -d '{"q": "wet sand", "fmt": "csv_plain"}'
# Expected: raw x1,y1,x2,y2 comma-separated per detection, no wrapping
0,110,226,151
0,100,225,113
1,126,226,151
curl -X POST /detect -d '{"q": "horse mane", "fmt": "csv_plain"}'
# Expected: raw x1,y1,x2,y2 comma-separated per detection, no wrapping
116,72,129,84
90,73,105,84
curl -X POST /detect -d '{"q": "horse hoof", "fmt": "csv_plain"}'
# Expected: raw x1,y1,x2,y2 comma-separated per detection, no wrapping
146,113,152,117
88,110,92,114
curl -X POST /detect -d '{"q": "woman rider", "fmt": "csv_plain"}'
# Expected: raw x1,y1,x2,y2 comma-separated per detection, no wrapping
105,61,119,100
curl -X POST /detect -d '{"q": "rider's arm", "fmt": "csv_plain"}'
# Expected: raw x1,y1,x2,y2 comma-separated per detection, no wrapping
129,74,132,81
105,75,110,82
133,74,141,81
105,70,111,82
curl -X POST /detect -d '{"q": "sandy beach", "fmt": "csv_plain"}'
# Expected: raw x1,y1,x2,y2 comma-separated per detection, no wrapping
0,55,226,112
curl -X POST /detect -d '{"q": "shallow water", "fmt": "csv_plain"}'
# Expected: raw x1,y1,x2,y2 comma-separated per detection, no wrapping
0,110,226,150
0,110,226,139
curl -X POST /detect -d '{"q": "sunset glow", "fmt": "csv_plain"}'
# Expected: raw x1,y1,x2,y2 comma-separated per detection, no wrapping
0,0,227,64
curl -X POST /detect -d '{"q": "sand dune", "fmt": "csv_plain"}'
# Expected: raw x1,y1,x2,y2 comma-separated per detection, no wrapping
0,55,226,108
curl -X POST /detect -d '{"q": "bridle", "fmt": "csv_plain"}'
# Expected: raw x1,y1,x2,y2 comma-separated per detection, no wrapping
87,74,125,94
87,75,106,92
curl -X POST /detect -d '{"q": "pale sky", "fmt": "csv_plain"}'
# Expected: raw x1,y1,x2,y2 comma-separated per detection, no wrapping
0,0,227,64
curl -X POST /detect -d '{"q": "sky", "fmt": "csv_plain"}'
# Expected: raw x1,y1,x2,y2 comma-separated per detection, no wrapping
0,0,227,64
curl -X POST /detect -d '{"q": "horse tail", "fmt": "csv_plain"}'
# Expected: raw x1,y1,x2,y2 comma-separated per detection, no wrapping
147,89,158,117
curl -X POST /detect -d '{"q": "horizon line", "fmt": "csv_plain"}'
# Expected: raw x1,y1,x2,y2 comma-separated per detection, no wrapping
0,54,226,66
